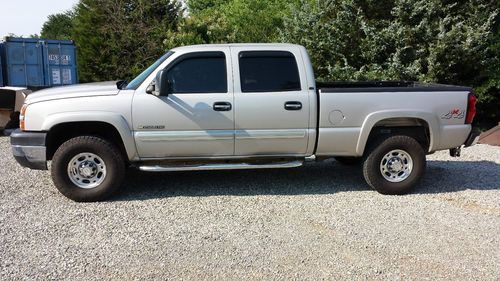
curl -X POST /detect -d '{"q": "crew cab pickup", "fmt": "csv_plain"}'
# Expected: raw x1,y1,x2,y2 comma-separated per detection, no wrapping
10,44,479,201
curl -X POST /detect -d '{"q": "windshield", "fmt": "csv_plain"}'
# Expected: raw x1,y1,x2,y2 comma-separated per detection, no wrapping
125,51,174,90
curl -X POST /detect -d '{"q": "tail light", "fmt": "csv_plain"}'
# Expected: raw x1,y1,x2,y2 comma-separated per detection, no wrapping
20,104,27,131
465,92,476,124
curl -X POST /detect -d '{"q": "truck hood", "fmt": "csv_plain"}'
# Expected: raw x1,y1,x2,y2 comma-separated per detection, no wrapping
25,81,120,104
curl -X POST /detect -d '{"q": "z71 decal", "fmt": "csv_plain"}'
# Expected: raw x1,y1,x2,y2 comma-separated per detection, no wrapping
441,108,465,119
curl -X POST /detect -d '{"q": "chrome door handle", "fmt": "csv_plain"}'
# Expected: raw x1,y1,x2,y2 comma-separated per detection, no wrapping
284,101,302,111
213,102,232,111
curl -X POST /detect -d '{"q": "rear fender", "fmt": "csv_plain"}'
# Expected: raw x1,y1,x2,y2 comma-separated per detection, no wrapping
356,110,439,155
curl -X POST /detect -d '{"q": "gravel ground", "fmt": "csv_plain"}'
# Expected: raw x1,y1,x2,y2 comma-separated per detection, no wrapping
0,136,499,280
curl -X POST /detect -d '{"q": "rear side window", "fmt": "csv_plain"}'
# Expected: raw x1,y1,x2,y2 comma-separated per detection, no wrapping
166,52,227,93
239,51,301,92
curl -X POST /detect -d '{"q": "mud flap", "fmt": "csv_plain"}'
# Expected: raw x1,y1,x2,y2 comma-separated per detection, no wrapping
449,147,461,157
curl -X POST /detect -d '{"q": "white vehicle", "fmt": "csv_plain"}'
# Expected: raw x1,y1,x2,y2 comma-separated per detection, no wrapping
10,44,479,201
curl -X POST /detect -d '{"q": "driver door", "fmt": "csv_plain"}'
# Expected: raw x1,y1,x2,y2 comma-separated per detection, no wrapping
132,48,234,158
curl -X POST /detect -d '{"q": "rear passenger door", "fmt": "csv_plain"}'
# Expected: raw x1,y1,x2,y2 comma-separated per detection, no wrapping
230,47,311,156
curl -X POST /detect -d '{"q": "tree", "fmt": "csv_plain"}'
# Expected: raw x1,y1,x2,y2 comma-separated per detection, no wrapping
184,0,307,43
186,0,229,14
280,0,499,128
41,11,74,40
71,0,183,82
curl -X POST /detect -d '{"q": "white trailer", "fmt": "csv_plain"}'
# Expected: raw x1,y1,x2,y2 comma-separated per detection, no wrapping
0,87,31,135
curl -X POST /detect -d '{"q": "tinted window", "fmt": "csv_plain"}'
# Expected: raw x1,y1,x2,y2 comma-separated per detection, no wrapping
166,53,227,93
239,51,301,92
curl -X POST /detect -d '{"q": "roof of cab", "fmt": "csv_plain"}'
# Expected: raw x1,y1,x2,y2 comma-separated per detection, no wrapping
171,43,302,52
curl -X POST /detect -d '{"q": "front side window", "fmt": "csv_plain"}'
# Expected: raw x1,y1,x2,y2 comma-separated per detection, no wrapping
166,52,227,93
239,51,301,92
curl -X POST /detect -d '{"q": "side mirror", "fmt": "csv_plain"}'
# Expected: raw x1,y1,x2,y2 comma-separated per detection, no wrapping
146,70,172,97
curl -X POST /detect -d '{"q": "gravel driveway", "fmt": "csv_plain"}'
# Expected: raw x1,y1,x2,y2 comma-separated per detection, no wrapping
0,136,499,280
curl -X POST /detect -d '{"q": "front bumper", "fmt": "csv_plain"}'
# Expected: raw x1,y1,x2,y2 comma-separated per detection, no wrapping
10,129,48,170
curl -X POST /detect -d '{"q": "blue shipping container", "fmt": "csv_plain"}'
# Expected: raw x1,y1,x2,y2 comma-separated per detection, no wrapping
0,37,78,87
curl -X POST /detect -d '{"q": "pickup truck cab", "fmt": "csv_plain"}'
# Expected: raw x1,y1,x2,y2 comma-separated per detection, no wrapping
10,44,479,201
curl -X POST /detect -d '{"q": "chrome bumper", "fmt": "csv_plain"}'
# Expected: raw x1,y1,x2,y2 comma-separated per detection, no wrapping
10,129,47,170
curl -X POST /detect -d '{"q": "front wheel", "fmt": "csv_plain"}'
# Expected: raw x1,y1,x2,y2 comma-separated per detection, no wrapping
362,135,426,195
51,136,125,202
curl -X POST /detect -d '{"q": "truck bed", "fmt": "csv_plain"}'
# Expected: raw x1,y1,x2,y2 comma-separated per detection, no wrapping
316,81,471,92
314,81,473,157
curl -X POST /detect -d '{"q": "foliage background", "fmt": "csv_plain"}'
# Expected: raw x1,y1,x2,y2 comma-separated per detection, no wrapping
41,0,498,128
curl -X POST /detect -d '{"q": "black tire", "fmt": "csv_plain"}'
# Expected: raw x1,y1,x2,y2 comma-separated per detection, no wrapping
362,135,426,195
51,136,125,202
334,156,362,166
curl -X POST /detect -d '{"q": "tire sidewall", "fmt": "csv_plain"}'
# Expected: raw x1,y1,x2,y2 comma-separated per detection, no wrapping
51,137,124,201
364,136,426,195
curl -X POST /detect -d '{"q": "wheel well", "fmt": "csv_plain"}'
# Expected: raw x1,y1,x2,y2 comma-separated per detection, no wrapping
46,122,128,161
366,118,431,153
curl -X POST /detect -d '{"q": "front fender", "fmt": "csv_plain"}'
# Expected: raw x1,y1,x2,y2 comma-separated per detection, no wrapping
41,111,138,160
356,110,440,155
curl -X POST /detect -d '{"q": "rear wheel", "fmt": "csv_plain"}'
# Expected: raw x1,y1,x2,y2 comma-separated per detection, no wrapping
51,136,125,202
362,135,426,195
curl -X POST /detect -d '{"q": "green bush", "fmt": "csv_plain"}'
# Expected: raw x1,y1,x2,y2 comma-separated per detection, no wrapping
184,0,302,43
280,0,499,128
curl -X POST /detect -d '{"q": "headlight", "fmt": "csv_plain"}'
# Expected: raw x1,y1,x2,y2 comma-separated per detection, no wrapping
20,104,28,131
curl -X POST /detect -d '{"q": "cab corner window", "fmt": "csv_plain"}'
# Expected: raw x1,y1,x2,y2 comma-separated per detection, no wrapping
239,51,301,93
166,52,227,93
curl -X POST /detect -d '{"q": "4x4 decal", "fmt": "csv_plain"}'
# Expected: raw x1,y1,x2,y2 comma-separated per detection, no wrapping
441,108,465,119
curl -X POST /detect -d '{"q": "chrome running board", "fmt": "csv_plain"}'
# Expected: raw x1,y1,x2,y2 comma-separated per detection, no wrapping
139,161,303,172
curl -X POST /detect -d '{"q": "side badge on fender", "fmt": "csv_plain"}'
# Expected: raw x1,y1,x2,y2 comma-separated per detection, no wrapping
441,108,465,119
139,125,166,129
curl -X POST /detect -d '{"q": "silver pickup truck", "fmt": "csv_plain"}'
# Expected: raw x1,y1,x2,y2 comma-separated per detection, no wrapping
10,44,479,201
